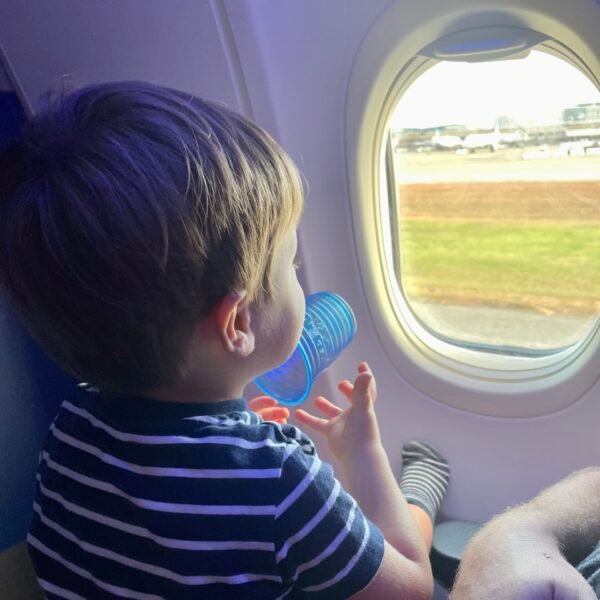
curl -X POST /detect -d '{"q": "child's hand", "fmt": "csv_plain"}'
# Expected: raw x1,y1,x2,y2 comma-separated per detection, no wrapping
247,395,289,424
295,362,382,464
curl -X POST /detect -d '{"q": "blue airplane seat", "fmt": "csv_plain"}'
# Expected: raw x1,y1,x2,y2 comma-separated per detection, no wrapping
0,301,74,598
0,302,74,553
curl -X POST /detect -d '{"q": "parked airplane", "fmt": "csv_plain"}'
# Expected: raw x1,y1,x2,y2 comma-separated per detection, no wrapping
1,1,599,599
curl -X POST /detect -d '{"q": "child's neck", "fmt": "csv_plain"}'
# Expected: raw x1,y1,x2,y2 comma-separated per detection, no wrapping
144,377,247,404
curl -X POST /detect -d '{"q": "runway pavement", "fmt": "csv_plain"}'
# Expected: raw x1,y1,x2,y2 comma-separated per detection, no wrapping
411,301,597,351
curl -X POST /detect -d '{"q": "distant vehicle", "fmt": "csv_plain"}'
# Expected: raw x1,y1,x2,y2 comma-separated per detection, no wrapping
461,124,529,152
432,133,463,151
498,129,530,148
462,130,501,152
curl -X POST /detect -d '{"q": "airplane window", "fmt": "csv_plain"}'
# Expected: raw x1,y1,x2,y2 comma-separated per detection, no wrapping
387,50,600,356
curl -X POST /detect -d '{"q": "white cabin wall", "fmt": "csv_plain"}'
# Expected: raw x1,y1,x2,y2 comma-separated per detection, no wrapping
0,0,241,113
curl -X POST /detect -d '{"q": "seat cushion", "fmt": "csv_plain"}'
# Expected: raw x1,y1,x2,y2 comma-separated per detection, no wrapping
0,541,44,600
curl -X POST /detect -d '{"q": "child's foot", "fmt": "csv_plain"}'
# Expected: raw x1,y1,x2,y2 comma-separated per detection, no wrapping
399,440,450,523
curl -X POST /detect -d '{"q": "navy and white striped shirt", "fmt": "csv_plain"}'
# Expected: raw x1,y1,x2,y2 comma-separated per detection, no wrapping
28,388,384,599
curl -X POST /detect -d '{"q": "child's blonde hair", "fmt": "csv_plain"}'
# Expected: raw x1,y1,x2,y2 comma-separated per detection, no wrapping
0,81,304,392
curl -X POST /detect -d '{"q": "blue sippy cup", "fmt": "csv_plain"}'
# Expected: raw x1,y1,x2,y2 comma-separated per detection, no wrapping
253,291,357,405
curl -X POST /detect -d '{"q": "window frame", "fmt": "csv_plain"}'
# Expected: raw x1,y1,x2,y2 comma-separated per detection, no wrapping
345,10,600,417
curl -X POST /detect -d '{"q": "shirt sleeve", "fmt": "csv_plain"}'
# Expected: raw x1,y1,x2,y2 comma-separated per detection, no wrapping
274,438,384,598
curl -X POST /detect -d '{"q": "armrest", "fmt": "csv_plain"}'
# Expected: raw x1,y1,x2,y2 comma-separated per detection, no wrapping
430,521,483,591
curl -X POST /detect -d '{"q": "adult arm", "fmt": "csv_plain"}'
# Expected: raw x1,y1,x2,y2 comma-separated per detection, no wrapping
451,467,600,600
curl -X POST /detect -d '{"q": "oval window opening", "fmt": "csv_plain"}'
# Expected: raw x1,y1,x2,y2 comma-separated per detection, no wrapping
388,50,600,355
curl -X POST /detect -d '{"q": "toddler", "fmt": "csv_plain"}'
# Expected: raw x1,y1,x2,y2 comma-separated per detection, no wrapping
0,81,449,599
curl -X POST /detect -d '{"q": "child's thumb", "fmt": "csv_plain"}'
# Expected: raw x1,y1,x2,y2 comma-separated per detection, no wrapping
351,372,374,408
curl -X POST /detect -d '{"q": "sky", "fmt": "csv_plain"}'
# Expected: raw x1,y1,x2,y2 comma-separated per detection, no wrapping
391,50,600,130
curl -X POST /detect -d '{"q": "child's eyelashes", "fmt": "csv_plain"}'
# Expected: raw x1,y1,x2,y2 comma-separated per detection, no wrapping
293,259,303,271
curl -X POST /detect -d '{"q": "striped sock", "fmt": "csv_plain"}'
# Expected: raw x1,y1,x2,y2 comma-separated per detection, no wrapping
399,440,450,523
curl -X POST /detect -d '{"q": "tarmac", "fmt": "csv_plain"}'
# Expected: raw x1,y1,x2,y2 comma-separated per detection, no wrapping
411,300,597,351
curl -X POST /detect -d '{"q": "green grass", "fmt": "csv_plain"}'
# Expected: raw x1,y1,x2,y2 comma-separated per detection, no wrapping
399,219,600,313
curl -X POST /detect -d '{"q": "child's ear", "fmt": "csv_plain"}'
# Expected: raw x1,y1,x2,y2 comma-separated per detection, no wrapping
213,291,255,357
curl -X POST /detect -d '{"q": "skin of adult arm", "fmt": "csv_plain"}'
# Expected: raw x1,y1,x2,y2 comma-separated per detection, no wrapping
451,467,600,600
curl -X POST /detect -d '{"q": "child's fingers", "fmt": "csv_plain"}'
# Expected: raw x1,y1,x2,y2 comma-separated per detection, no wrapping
338,364,372,402
351,371,375,408
337,380,354,401
313,396,343,418
247,396,278,412
294,409,330,434
257,407,290,423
